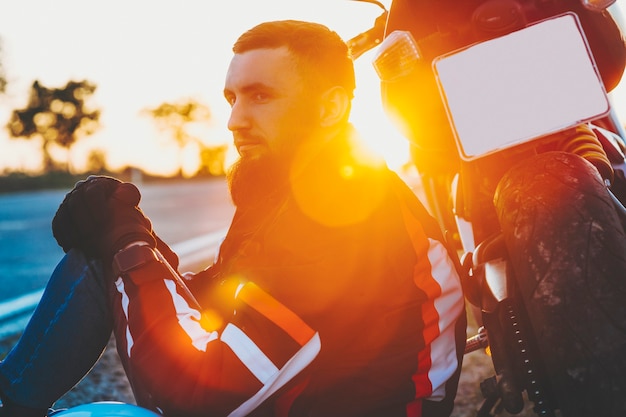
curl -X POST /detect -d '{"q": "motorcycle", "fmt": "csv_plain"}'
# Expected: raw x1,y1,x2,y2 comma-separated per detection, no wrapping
349,0,626,416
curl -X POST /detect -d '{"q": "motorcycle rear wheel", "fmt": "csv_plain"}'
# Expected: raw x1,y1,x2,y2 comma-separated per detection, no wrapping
494,151,626,417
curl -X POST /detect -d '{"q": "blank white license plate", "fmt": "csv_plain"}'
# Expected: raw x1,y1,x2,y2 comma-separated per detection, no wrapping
433,13,610,160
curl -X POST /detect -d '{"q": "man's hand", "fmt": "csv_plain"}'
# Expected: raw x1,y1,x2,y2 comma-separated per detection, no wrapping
98,182,156,262
52,176,155,260
52,176,124,255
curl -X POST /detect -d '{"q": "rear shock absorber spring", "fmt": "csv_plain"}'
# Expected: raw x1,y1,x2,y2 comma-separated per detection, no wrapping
554,124,613,183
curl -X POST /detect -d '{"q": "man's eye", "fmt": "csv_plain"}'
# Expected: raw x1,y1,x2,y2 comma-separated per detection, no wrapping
253,92,269,102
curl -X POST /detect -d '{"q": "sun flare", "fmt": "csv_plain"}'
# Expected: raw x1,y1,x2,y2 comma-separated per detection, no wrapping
351,52,411,173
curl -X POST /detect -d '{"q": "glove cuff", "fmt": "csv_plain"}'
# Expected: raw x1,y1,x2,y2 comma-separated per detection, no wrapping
112,244,172,285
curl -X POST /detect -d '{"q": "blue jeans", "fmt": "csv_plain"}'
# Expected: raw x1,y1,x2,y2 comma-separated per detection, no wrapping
0,250,113,410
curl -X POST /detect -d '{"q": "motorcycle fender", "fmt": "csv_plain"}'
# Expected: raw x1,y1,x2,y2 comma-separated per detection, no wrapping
481,258,509,313
52,401,161,416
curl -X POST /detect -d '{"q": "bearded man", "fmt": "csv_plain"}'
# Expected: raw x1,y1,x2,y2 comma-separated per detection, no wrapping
0,20,466,417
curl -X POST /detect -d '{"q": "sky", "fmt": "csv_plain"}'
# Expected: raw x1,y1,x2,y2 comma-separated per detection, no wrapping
0,0,625,176
0,0,405,176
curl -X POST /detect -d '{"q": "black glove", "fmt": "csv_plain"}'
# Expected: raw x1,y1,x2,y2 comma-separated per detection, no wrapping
52,176,124,255
97,182,157,262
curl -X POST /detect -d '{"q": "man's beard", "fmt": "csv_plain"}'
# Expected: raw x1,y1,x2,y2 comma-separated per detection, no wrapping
226,154,289,208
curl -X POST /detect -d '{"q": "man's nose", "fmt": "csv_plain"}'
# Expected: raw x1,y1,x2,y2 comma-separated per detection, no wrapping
227,101,250,132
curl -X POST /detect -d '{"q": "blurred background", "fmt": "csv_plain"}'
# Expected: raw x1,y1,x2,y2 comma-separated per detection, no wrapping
0,0,415,187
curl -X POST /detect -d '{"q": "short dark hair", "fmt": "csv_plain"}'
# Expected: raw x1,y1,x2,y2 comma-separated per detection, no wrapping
233,20,356,98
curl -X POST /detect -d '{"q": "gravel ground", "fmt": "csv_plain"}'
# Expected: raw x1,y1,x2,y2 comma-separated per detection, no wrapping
0,311,541,416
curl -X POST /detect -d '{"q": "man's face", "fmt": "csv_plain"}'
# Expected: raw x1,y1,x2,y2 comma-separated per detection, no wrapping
224,46,321,163
223,46,322,206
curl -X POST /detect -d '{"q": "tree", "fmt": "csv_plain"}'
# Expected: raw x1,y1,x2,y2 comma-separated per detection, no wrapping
86,149,107,173
198,143,228,176
6,80,100,172
143,98,213,176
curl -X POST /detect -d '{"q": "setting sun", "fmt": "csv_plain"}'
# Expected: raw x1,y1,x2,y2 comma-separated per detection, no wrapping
350,56,411,172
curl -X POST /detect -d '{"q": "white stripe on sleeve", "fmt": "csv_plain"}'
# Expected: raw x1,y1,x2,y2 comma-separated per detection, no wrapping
426,238,465,400
221,323,279,383
163,279,219,352
115,277,134,357
227,332,321,417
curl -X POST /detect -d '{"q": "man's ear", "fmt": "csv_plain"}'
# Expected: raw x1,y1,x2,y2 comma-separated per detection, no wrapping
319,86,351,127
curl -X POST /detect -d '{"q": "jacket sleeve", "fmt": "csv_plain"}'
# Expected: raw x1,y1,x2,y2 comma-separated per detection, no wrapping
406,227,467,416
112,257,321,417
391,173,467,417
